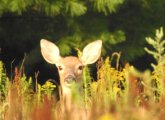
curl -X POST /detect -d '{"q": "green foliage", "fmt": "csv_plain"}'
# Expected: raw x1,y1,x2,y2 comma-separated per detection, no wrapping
145,27,165,67
0,61,10,101
0,0,33,15
35,0,63,16
0,61,10,119
40,81,56,93
70,82,84,106
0,0,124,16
37,80,56,103
100,30,126,45
83,66,92,106
92,0,124,15
65,1,87,17
76,48,93,106
20,74,33,95
145,27,165,101
40,81,56,97
58,33,82,55
94,57,125,102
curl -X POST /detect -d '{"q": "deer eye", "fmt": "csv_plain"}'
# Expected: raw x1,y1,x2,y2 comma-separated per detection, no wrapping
78,65,84,70
58,66,63,71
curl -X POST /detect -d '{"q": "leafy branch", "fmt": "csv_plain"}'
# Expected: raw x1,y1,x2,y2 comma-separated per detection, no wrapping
144,27,165,68
144,27,165,101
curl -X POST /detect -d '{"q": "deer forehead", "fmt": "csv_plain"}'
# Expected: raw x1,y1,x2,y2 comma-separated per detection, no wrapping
58,56,83,67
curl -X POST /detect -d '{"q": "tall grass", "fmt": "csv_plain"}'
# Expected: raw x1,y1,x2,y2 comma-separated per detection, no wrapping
0,27,165,120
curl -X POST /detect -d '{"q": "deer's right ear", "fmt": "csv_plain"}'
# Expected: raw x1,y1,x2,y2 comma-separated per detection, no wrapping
40,39,61,64
81,40,102,65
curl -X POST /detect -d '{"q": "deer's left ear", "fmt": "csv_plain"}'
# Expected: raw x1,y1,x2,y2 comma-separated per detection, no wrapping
40,39,61,64
81,40,102,65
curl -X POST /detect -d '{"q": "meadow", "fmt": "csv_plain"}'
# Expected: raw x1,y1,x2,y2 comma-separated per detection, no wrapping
0,28,165,120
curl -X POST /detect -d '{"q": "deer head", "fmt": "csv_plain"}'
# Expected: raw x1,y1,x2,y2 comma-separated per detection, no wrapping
40,39,102,85
40,39,102,100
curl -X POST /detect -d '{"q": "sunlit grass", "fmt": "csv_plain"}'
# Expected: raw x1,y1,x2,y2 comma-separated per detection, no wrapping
0,55,165,120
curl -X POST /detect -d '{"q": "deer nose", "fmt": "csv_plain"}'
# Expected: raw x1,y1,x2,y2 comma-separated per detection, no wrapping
64,75,76,84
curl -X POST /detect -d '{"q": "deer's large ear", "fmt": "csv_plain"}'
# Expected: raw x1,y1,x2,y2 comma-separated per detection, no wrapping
81,40,102,65
40,39,61,64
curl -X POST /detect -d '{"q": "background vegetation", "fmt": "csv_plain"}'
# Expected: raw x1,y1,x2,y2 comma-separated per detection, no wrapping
1,0,165,79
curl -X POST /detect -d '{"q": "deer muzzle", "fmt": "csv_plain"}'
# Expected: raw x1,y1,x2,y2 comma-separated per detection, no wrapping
64,75,76,84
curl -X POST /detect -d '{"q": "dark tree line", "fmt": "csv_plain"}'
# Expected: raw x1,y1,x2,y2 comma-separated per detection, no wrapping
0,0,165,80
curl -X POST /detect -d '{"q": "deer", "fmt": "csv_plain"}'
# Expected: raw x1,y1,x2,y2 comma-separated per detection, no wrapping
40,39,102,110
